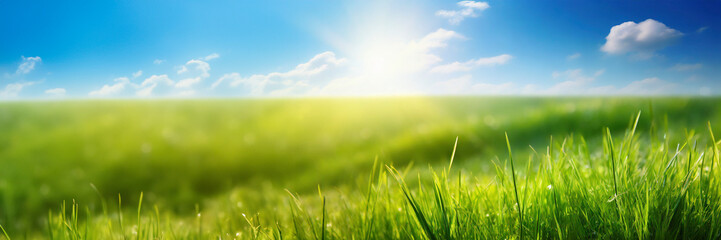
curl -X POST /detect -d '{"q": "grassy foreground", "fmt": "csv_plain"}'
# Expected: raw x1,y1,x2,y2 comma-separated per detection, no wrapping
1,97,721,239
35,118,721,239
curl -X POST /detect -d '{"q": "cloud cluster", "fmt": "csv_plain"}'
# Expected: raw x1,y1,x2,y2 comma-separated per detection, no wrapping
6,4,711,99
0,57,43,99
213,51,347,95
436,1,490,24
176,59,211,88
88,54,220,97
601,19,682,55
207,27,509,96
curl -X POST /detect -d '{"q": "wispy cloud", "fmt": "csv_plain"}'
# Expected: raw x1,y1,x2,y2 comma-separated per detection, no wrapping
587,77,679,95
670,63,702,71
44,88,66,96
202,53,220,61
543,69,604,94
132,70,143,78
411,28,466,50
430,54,512,73
436,1,490,24
89,77,135,97
213,51,347,95
566,53,581,60
137,74,174,97
435,75,513,94
614,77,677,95
16,56,42,74
0,82,36,98
153,59,165,65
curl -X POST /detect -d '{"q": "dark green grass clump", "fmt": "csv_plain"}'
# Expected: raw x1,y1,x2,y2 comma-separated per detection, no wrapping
4,114,716,239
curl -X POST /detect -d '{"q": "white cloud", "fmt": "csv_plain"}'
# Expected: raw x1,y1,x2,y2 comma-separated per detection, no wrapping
436,1,490,24
211,73,242,90
670,63,702,71
430,54,512,73
90,74,178,97
567,53,581,60
351,28,464,80
202,53,220,61
44,88,66,96
410,28,466,50
16,56,42,74
176,59,211,88
208,29,499,96
697,26,709,33
601,19,682,55
137,74,174,96
214,51,346,95
386,29,466,72
142,75,173,86
0,82,36,98
89,77,135,97
175,78,203,88
296,28,467,96
153,59,165,65
90,55,214,97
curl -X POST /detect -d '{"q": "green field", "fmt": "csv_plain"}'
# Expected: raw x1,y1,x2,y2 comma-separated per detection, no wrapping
1,97,720,239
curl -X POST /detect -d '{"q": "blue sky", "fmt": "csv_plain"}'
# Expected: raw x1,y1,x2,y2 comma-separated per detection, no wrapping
1,0,719,99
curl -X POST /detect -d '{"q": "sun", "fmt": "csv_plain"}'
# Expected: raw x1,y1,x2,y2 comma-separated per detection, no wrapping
342,5,434,93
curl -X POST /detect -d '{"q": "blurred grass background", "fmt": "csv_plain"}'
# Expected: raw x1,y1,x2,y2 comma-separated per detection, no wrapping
0,97,719,233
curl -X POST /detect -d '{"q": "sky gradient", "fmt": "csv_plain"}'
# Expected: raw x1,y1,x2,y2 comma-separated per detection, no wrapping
1,0,719,99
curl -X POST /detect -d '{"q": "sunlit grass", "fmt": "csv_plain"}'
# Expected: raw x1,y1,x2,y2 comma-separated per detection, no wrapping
32,116,721,239
0,97,720,239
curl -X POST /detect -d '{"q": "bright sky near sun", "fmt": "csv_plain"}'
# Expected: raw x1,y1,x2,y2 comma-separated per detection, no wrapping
1,0,719,99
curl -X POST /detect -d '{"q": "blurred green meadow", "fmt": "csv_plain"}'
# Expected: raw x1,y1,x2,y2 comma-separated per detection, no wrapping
1,97,720,238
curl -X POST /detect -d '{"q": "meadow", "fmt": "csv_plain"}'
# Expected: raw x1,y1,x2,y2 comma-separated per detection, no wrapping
0,97,720,239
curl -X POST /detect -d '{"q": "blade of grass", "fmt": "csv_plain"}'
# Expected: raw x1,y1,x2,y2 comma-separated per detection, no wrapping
505,132,523,240
449,136,459,170
0,223,9,240
387,165,437,240
137,192,143,240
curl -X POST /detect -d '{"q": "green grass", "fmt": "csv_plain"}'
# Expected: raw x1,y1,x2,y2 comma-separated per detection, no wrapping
1,97,721,239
